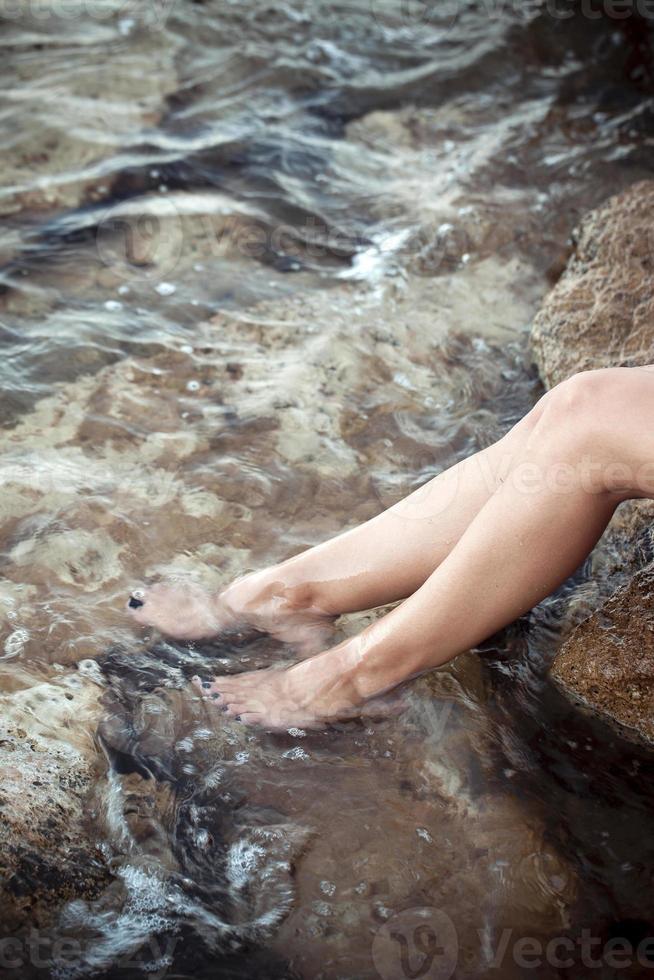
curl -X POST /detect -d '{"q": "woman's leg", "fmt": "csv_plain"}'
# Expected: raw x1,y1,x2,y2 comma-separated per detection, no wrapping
195,366,654,728
128,396,549,643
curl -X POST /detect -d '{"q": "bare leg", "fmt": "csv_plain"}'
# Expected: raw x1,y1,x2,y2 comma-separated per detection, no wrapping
128,400,546,643
195,367,654,728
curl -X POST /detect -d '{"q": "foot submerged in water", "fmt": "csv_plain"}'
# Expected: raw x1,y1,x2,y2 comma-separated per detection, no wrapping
126,582,233,641
192,639,405,730
126,575,334,652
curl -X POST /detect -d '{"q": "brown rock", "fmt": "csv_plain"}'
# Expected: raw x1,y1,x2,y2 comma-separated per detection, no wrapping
531,180,654,389
532,181,654,742
551,567,654,745
0,672,110,933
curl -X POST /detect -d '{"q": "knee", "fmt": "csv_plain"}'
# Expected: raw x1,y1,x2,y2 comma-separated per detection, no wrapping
535,369,614,444
525,367,654,498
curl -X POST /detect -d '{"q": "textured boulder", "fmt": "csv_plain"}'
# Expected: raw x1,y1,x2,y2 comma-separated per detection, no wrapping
532,180,654,388
0,669,110,932
535,182,654,742
551,567,654,745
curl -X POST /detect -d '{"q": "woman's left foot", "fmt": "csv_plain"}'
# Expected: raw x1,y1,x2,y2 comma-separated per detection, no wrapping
192,642,376,729
191,635,410,730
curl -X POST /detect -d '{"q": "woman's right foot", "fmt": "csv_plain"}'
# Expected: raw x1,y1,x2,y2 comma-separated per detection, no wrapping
126,574,335,653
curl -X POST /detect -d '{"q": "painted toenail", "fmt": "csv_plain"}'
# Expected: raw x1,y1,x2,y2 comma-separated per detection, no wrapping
234,715,241,722
128,596,144,609
211,693,221,700
202,681,212,689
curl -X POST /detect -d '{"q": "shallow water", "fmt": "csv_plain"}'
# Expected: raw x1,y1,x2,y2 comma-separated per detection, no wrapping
3,0,654,977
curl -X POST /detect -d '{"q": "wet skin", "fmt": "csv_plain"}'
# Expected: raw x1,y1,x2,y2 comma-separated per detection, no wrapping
128,367,654,730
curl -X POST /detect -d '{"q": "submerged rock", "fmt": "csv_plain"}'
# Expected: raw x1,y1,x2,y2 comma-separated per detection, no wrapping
533,182,654,743
551,568,654,745
0,671,110,933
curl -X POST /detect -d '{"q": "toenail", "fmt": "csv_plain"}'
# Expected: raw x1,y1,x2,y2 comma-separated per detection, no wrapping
202,681,211,689
211,693,221,700
128,596,144,609
234,715,241,722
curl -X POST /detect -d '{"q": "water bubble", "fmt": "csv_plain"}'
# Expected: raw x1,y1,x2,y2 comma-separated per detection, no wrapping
282,746,310,761
155,282,176,296
104,300,123,311
186,380,200,392
312,901,333,917
192,728,213,740
227,839,266,890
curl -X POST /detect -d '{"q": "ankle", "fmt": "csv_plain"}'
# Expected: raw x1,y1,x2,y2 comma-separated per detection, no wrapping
221,567,322,620
346,623,424,702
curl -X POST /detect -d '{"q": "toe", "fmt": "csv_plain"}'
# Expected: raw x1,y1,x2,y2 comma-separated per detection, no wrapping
126,585,165,625
192,676,215,696
225,691,269,716
216,673,256,689
234,712,265,726
209,677,242,691
191,675,247,701
127,600,150,625
223,701,248,717
220,691,249,709
208,672,261,697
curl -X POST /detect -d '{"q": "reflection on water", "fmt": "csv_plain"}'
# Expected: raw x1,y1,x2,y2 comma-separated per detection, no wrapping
2,0,654,976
